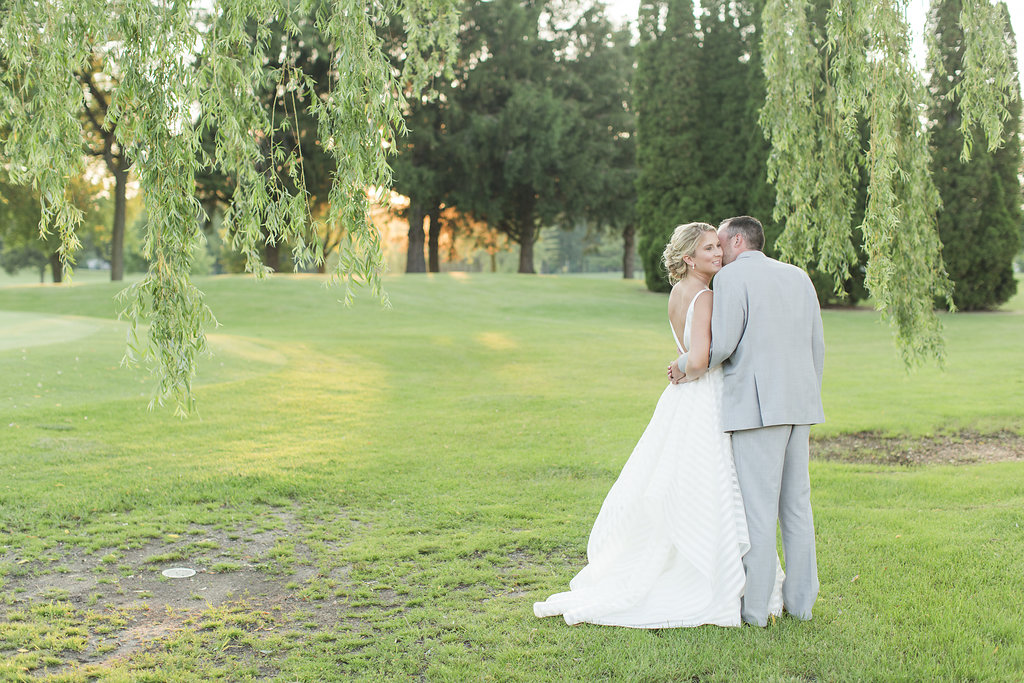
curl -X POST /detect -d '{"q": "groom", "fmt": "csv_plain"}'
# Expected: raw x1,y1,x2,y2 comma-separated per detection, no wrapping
672,215,825,626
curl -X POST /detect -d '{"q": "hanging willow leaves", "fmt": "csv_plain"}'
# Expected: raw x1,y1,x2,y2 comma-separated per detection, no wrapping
955,0,1018,158
761,0,1016,364
0,0,457,414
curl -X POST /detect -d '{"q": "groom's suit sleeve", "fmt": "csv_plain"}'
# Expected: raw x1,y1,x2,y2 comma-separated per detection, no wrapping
708,268,747,369
809,279,825,387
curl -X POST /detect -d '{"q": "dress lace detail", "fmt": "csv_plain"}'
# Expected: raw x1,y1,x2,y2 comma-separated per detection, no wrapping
534,291,783,628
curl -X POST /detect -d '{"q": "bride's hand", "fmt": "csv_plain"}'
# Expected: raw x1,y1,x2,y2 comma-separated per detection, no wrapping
668,360,687,384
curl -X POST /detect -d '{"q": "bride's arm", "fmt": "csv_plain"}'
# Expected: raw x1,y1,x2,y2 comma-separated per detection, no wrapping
683,291,714,380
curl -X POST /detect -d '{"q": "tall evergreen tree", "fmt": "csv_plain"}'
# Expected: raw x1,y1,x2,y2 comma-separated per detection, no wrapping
696,0,754,220
560,9,637,279
635,0,704,292
443,0,631,274
994,2,1024,293
635,0,775,291
635,0,868,302
442,0,566,274
738,0,777,240
928,0,1022,310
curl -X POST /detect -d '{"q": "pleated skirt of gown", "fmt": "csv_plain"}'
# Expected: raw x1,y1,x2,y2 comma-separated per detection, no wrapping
534,367,755,628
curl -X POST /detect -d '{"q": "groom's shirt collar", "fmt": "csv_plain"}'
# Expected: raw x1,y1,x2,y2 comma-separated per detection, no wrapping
736,250,766,261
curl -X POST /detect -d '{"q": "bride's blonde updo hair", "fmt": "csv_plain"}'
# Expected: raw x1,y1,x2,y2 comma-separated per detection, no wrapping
662,222,717,283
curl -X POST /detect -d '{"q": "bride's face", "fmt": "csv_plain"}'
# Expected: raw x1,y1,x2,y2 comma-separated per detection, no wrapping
689,231,723,276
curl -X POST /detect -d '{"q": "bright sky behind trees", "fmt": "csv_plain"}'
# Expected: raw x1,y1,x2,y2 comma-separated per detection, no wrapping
603,0,1024,83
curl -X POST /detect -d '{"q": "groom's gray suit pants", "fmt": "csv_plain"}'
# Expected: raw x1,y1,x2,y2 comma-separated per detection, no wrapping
731,424,819,626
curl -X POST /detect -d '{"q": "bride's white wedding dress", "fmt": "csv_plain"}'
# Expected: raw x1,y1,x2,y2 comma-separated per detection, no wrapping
534,289,783,628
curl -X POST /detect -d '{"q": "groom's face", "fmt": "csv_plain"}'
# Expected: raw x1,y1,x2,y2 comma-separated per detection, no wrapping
718,226,738,265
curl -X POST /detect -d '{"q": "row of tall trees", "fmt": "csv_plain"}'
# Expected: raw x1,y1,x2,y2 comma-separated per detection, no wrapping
2,0,637,283
186,0,636,277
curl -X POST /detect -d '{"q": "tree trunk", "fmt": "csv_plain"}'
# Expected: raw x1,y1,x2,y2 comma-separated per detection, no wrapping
318,228,339,274
200,197,218,234
406,200,427,273
38,264,46,283
49,253,63,283
264,241,280,272
427,206,441,273
518,221,536,274
201,198,221,274
490,252,497,273
622,223,636,279
110,162,128,281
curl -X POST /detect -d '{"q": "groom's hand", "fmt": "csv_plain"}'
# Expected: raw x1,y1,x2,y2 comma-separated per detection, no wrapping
668,360,687,384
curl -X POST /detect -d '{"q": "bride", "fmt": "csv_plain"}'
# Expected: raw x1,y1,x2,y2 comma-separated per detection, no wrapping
533,222,781,628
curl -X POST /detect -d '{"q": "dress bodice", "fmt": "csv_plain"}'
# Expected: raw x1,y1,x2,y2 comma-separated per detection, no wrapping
671,288,711,354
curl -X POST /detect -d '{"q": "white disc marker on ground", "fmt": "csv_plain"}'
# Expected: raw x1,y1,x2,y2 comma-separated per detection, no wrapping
161,567,196,578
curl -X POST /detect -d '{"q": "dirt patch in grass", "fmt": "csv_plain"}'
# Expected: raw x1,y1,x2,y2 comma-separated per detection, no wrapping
813,431,1024,466
0,511,362,674
3,513,317,611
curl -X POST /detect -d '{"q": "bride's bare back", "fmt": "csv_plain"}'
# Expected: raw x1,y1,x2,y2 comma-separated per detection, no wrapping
669,280,714,380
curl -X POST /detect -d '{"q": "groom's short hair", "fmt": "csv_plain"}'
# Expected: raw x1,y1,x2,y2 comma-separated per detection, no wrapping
720,216,765,251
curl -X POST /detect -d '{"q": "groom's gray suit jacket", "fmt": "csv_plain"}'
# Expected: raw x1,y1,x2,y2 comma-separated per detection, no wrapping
708,251,825,432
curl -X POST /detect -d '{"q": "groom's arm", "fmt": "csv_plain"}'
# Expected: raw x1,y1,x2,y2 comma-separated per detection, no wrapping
810,282,825,387
708,270,746,368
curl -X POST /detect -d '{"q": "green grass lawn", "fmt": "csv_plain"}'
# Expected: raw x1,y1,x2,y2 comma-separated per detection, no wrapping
0,273,1022,681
